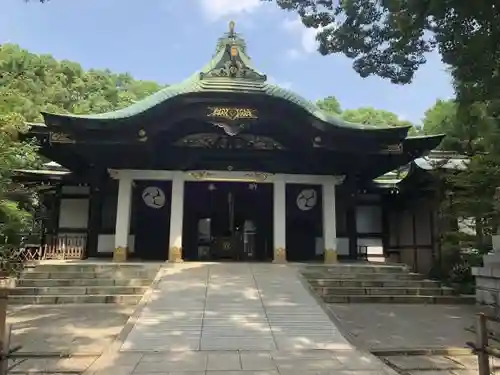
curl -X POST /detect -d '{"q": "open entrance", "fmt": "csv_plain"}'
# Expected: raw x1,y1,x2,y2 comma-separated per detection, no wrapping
182,181,273,261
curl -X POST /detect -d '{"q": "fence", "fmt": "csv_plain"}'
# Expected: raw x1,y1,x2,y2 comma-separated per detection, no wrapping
467,312,500,375
42,234,86,260
1,234,86,272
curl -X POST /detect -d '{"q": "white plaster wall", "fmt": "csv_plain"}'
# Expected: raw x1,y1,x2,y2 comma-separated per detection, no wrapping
356,205,382,233
97,234,135,253
59,198,89,229
336,237,349,255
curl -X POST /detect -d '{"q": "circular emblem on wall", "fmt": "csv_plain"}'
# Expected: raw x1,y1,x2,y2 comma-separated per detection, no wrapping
296,189,317,211
142,186,166,209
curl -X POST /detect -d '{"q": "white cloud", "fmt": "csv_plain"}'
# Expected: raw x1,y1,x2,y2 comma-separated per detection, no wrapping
285,48,303,60
282,18,321,55
199,0,262,21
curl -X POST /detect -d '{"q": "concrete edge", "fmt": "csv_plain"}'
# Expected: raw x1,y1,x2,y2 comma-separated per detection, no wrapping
294,266,374,353
370,347,473,357
104,264,165,353
10,352,101,358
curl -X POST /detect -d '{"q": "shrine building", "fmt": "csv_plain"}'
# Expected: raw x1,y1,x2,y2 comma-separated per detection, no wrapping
18,22,447,270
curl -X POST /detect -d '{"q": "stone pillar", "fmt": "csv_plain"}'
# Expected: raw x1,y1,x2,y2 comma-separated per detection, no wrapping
322,182,338,264
114,177,132,262
168,172,184,262
273,177,287,263
472,188,500,308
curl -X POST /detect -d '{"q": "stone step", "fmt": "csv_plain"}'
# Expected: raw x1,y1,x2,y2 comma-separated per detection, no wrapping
20,271,155,279
8,294,142,305
302,272,425,280
308,279,441,288
313,286,455,296
323,294,476,304
304,264,409,274
25,264,160,274
10,286,148,296
17,278,153,287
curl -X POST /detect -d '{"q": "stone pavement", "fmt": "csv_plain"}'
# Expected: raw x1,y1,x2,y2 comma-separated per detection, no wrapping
84,263,398,374
327,303,480,350
327,303,491,375
6,304,134,373
8,304,134,354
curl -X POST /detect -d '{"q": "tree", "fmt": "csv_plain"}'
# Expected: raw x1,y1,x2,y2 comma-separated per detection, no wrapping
342,106,407,126
316,96,341,114
421,96,500,284
0,110,40,274
0,44,165,271
264,0,500,104
423,99,497,155
0,44,164,123
316,95,420,134
342,107,420,135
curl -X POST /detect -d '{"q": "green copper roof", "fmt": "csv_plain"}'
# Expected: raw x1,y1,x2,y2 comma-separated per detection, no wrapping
42,23,409,132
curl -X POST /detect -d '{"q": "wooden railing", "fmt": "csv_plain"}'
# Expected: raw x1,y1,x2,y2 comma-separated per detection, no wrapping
42,234,86,260
0,234,86,273
467,313,500,375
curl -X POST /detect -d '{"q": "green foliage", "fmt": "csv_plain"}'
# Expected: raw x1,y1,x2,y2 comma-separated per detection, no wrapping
0,44,165,273
316,96,341,114
0,111,39,234
0,44,164,122
423,99,498,155
0,111,39,274
263,0,500,105
316,95,420,134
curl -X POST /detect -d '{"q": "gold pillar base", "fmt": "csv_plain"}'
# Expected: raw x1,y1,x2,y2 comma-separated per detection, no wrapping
273,247,287,263
113,247,128,262
324,248,338,264
168,246,184,263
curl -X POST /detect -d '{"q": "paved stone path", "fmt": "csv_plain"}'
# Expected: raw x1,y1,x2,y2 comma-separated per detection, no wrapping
80,263,399,374
121,263,353,351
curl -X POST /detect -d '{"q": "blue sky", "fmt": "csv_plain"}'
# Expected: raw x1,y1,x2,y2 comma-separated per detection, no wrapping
0,0,453,125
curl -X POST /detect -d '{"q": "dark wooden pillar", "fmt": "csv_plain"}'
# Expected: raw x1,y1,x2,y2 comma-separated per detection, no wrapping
86,172,105,259
86,185,102,259
411,208,418,272
381,195,390,258
346,178,358,260
53,184,62,237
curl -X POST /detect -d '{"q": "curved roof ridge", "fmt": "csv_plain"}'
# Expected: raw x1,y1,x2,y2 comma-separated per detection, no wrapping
262,82,410,131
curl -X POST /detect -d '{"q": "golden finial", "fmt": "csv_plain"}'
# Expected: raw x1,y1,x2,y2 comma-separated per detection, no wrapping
229,20,235,35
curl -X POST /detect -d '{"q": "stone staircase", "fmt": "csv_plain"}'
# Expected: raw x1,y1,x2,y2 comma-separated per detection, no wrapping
8,262,161,305
301,263,476,304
